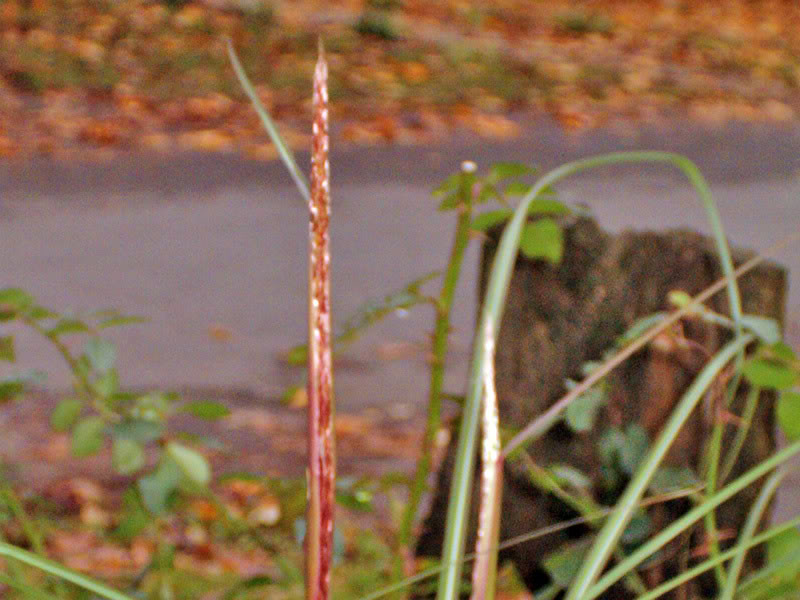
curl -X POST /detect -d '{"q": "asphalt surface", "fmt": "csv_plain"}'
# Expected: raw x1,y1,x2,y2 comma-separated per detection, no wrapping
2,118,798,410
1,116,799,516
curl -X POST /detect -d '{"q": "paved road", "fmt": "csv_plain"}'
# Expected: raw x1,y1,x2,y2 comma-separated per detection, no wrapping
1,117,800,516
2,118,798,415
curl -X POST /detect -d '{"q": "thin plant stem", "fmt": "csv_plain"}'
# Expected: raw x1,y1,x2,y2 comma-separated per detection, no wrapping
397,162,475,573
305,41,335,600
719,385,760,483
226,40,310,201
470,320,502,600
718,468,787,600
702,381,728,587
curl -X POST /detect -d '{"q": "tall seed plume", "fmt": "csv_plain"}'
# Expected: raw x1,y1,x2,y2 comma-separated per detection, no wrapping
306,40,335,600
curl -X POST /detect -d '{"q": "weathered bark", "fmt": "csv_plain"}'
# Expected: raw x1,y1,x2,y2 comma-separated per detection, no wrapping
416,217,786,598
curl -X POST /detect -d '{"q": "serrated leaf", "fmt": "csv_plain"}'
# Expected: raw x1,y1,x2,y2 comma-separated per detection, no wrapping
181,400,230,420
525,198,570,215
71,416,105,457
742,358,798,390
476,183,500,204
112,438,145,475
542,537,593,588
432,173,461,197
51,398,83,431
472,209,513,232
649,466,701,494
112,419,164,443
167,442,211,487
47,318,90,337
438,193,461,211
777,391,800,441
84,338,116,372
0,288,34,312
519,218,564,264
0,336,14,362
504,181,532,196
138,458,181,514
487,162,535,184
565,385,605,432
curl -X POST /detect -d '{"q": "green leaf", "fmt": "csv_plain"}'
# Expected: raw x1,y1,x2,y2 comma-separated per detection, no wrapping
84,338,116,372
132,392,172,421
0,288,34,312
620,510,651,545
0,378,26,402
519,218,564,264
565,384,606,432
167,442,211,487
598,427,626,466
112,419,164,443
26,305,56,320
181,400,230,420
112,438,145,475
476,183,500,204
741,315,781,344
138,458,181,514
525,198,570,215
471,200,571,233
71,416,105,457
113,488,150,540
286,344,308,366
770,342,797,362
471,209,513,232
432,173,461,197
92,368,119,399
0,336,14,362
47,318,90,337
742,358,798,390
51,398,83,431
620,424,649,475
542,537,594,588
504,181,532,196
96,313,147,329
776,391,800,441
649,466,701,494
487,162,535,184
438,193,461,211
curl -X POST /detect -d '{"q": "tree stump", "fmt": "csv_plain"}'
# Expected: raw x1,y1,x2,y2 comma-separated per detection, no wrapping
416,216,787,599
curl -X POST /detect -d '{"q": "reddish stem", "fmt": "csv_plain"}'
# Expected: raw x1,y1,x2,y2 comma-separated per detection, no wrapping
306,41,335,600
